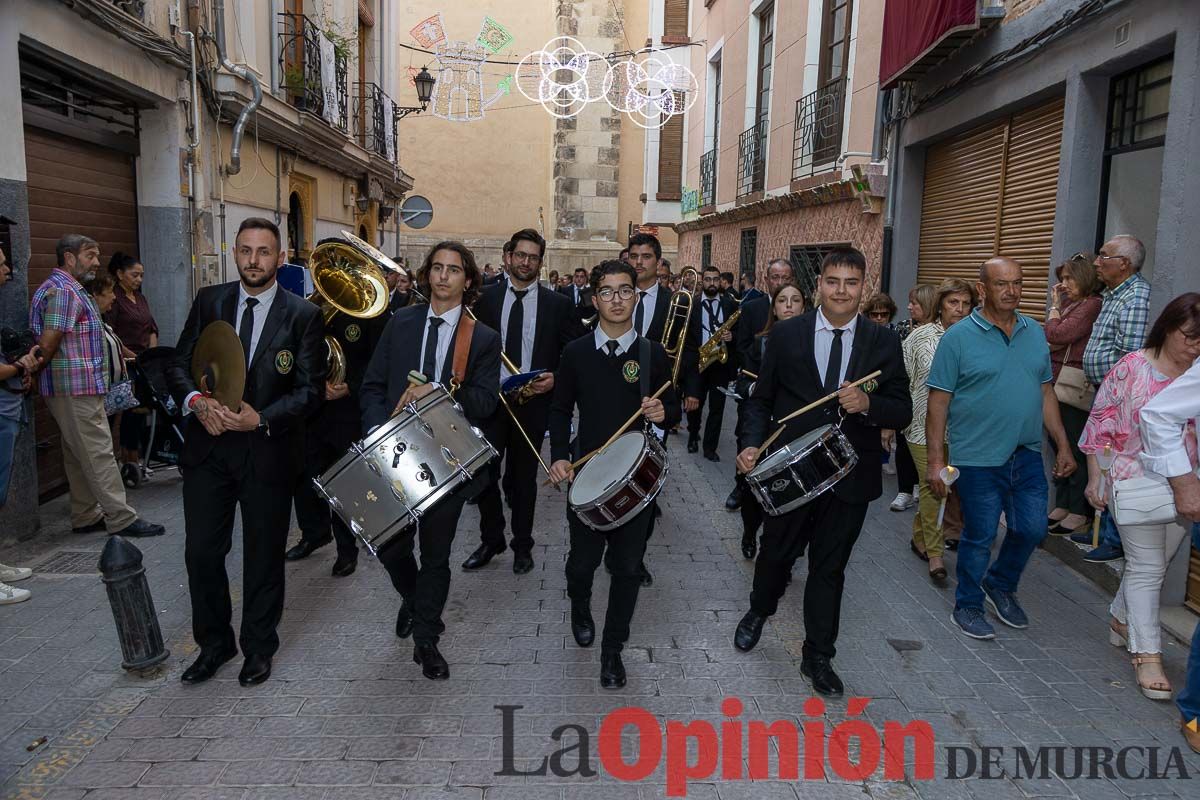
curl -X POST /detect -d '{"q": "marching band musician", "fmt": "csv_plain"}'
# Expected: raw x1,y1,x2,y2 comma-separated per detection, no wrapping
464,229,580,575
732,247,911,697
360,241,501,680
168,218,325,687
548,260,681,688
284,302,389,576
682,265,739,462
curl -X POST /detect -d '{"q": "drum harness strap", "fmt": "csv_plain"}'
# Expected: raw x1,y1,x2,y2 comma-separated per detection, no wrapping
448,314,475,397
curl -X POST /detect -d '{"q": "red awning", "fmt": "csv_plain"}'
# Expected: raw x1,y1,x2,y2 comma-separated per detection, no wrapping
880,0,980,88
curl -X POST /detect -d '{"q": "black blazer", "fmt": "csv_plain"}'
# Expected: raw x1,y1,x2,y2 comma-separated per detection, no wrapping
359,303,501,433
742,311,911,505
311,309,389,445
735,295,771,369
166,281,325,481
682,293,739,396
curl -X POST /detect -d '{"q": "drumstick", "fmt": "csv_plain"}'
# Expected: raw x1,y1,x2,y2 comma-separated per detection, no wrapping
739,369,758,380
544,381,672,486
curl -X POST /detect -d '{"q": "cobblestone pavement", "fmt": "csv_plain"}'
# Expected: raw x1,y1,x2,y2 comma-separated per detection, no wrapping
1,411,1198,800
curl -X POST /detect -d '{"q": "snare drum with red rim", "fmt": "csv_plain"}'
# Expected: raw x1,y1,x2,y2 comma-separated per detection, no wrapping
568,431,668,531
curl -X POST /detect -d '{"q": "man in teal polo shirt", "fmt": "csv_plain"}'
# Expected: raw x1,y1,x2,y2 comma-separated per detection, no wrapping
926,257,1076,640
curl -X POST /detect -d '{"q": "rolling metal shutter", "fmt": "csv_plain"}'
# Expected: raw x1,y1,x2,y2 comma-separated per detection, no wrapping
917,97,1064,320
24,126,139,500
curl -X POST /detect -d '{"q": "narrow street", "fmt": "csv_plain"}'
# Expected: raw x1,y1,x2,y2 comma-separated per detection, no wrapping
1,414,1196,800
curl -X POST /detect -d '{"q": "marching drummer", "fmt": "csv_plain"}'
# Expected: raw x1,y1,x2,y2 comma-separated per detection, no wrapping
732,247,911,697
547,259,682,689
359,241,501,681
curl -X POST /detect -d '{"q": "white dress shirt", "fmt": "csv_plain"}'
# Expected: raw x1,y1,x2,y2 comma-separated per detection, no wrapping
700,294,725,340
635,282,661,337
1140,356,1200,478
500,283,538,377
814,308,857,387
237,281,278,360
420,303,463,384
593,324,638,356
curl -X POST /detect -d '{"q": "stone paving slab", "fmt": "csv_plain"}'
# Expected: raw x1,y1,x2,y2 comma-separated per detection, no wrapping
2,407,1199,799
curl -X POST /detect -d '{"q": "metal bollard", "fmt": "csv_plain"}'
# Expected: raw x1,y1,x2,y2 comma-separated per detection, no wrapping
98,535,169,671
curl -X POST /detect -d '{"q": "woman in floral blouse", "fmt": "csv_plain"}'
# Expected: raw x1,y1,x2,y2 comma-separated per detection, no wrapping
1080,293,1200,701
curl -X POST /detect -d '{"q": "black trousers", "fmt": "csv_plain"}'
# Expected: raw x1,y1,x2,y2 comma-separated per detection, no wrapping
183,436,293,657
478,408,545,555
895,433,918,495
749,491,868,661
566,504,653,652
740,475,765,543
686,370,728,454
294,425,359,559
377,493,467,646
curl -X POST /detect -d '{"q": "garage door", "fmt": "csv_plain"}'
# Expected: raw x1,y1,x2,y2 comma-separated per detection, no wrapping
917,97,1064,320
24,126,139,500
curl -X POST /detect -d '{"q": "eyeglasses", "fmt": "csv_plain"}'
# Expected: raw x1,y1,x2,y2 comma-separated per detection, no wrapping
867,310,891,320
596,286,637,302
1095,253,1125,263
511,252,542,264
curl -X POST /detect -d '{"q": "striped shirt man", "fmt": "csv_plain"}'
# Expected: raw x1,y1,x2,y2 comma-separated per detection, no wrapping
30,269,108,397
1082,272,1151,386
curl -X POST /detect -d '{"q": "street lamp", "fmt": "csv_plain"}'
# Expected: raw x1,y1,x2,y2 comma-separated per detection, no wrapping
395,66,436,120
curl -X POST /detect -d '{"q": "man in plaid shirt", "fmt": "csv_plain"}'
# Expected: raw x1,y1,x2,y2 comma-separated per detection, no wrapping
1082,235,1152,386
30,234,163,538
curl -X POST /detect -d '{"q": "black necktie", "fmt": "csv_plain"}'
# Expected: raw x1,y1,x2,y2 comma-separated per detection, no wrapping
239,297,258,361
635,291,648,334
705,299,719,336
506,288,528,369
824,328,845,395
606,340,620,358
422,317,444,381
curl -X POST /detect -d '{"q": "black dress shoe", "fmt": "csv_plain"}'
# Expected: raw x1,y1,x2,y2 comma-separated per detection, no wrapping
687,438,699,454
734,611,766,652
119,518,165,538
741,537,757,560
180,647,236,684
285,537,330,561
395,601,414,639
72,518,106,534
703,451,720,463
413,643,449,680
801,656,844,697
725,487,743,511
945,539,959,552
571,604,595,648
600,651,626,689
512,553,534,575
638,562,653,587
238,654,272,686
462,543,503,571
331,556,357,577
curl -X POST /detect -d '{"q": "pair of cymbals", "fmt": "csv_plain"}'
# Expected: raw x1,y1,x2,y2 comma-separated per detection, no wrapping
191,321,245,411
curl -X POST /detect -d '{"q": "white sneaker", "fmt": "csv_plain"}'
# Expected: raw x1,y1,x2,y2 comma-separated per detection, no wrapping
890,492,915,512
0,581,31,604
0,563,32,583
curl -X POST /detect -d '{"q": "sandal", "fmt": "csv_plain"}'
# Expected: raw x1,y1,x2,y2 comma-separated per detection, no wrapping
1109,618,1128,648
909,541,929,562
1131,654,1172,701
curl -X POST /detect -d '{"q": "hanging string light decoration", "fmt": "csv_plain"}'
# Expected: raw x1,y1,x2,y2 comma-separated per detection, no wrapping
515,36,610,120
603,52,698,129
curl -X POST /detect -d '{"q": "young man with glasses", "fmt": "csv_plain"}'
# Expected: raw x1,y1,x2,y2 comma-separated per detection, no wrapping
548,260,681,688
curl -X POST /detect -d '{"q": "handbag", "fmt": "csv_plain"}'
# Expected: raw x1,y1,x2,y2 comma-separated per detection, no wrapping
1053,342,1096,411
104,379,140,416
1111,473,1178,527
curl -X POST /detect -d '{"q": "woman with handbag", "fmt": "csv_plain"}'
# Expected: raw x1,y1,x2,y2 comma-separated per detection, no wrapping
1079,293,1200,701
105,253,158,473
1045,254,1102,534
82,275,138,423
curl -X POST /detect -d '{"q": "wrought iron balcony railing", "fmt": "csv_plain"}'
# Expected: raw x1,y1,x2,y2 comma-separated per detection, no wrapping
277,12,348,132
792,77,845,180
354,82,398,163
699,148,717,208
737,118,768,199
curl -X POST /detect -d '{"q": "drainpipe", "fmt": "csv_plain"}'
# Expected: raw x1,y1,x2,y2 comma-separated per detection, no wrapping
881,90,901,295
212,0,261,175
181,28,201,298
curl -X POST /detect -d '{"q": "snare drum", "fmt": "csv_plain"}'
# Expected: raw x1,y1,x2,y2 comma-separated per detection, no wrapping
569,431,668,531
314,385,497,555
746,424,857,516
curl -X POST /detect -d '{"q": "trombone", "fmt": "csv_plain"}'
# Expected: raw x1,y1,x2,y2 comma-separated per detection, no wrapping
660,266,698,387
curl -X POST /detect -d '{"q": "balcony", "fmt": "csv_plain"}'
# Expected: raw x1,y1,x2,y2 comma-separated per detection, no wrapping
699,148,717,210
737,118,767,200
792,77,845,181
354,83,398,163
277,12,348,132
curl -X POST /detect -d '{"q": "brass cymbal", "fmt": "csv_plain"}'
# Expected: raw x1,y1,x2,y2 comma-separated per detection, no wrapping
192,320,246,411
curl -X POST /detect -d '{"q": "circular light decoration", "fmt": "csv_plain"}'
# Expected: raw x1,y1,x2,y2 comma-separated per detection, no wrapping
515,36,609,119
603,52,699,130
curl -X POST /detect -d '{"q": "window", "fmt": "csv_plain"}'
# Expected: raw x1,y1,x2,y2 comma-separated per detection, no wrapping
790,244,844,302
739,228,758,278
819,0,853,89
1099,55,1172,279
755,5,775,125
664,0,690,42
657,91,685,199
701,234,713,271
712,58,722,153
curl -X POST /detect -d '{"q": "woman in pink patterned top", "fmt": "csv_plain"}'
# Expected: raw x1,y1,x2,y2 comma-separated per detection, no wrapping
1079,293,1200,702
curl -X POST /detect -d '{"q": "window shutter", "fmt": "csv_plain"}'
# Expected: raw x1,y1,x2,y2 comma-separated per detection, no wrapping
664,0,690,41
657,107,684,199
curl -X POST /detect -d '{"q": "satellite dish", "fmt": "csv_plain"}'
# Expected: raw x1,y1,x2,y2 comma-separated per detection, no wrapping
400,195,433,230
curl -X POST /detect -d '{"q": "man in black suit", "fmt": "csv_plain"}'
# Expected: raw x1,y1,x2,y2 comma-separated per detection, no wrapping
360,240,501,680
726,258,796,511
386,266,413,313
464,229,579,574
682,265,738,461
168,217,324,687
561,267,592,313
733,247,911,697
